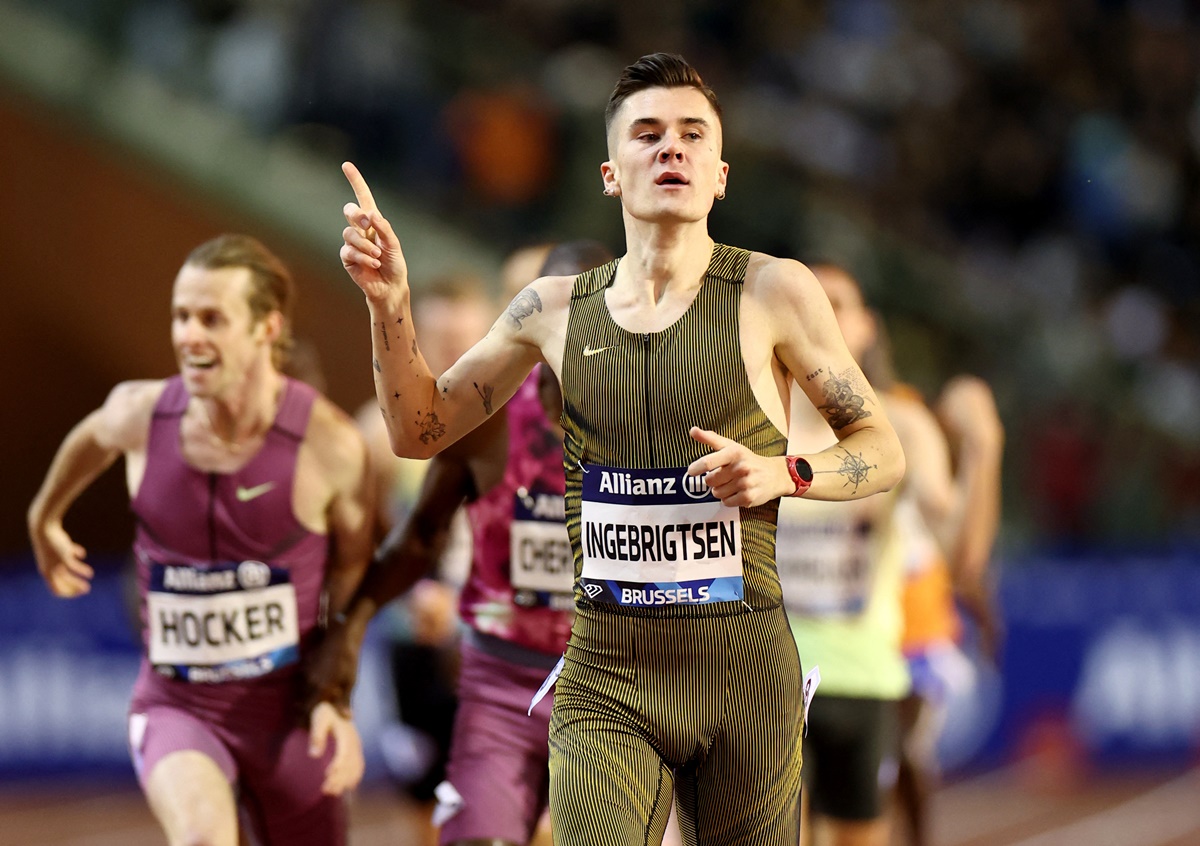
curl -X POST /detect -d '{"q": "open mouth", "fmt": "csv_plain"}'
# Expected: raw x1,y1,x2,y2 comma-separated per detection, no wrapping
656,172,688,186
181,354,217,371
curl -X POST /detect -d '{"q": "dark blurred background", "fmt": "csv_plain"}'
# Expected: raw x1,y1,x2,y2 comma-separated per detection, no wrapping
2,0,1198,809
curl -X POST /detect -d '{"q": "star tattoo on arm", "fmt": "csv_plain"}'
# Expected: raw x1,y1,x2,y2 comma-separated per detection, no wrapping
813,446,877,495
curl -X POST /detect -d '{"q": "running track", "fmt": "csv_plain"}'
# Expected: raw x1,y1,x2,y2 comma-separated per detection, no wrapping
2,765,1198,845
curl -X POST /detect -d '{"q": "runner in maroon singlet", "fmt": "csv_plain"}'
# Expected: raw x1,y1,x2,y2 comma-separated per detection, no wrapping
28,234,374,846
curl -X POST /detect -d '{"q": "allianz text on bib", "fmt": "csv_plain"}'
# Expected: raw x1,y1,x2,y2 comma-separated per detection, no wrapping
579,464,743,607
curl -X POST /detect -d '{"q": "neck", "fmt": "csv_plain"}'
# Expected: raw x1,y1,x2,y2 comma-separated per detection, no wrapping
197,368,282,449
618,220,714,302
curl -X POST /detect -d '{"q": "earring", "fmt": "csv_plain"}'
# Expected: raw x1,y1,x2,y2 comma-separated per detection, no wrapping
716,189,726,201
603,187,613,196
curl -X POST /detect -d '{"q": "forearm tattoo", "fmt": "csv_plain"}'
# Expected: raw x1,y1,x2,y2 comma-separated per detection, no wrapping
505,289,543,329
474,381,495,415
819,368,872,429
372,357,381,373
416,411,446,444
379,320,390,351
814,446,877,495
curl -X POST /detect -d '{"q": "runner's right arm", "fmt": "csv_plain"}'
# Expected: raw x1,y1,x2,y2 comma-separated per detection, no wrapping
339,163,551,459
27,381,159,598
304,413,503,710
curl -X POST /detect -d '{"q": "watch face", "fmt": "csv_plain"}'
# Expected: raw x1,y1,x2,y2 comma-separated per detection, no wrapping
791,456,813,483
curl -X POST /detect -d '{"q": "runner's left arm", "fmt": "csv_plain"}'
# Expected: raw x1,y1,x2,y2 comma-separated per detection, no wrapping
689,258,905,506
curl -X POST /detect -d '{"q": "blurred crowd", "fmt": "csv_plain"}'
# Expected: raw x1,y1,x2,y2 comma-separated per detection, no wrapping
24,0,1200,550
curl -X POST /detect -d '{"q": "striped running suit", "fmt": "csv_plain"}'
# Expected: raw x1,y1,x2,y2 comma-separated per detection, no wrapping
549,244,804,846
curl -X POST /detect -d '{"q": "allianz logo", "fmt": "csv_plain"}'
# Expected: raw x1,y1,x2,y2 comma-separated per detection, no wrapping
598,470,712,500
518,488,565,520
162,561,271,592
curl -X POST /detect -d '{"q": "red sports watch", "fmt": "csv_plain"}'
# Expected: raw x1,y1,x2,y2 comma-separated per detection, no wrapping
786,455,813,497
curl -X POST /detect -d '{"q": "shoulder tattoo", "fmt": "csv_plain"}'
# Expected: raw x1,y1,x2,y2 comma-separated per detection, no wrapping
505,289,543,330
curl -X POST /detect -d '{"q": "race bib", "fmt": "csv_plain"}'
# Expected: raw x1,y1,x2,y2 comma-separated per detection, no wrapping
579,464,743,607
509,486,573,609
776,517,873,617
147,560,300,683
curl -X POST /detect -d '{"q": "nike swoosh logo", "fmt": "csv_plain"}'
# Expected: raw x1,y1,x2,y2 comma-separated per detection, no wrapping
235,482,276,502
582,345,614,357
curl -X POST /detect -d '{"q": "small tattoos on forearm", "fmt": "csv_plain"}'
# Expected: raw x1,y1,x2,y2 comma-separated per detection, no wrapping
505,289,543,329
805,367,824,382
379,320,390,351
819,368,872,429
393,391,400,399
417,411,446,444
372,357,381,373
474,381,494,415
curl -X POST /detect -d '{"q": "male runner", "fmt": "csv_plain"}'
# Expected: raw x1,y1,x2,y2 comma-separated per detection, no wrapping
308,240,613,846
893,373,1004,846
338,54,905,846
28,234,373,846
780,263,1002,846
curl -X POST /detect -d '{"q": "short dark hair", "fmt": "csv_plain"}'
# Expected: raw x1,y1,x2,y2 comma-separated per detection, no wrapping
185,234,294,367
538,239,615,277
604,53,722,133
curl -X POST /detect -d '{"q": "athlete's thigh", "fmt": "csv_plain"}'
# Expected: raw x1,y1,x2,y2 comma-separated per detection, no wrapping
145,750,239,846
439,685,553,844
240,722,348,846
684,609,803,846
549,671,674,846
132,706,240,846
803,696,897,821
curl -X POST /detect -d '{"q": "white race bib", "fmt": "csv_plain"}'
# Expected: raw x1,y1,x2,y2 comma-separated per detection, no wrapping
579,464,743,607
146,560,300,683
776,515,873,618
509,486,573,607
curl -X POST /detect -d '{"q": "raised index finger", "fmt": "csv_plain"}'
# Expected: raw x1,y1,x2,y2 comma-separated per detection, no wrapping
341,161,378,213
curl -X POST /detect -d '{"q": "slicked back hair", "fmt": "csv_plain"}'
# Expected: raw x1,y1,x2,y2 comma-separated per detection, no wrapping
185,234,295,369
604,52,722,133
